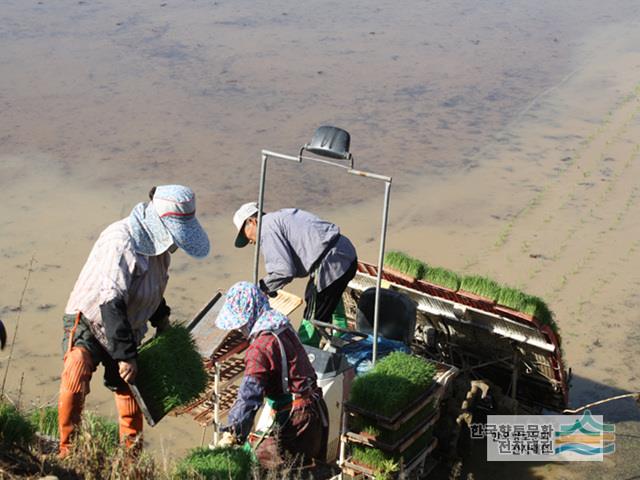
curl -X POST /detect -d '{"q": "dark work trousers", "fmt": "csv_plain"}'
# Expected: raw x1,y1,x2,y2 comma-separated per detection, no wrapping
303,259,357,325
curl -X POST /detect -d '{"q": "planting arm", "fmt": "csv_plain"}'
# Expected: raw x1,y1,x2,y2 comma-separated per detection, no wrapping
100,298,137,361
224,375,266,442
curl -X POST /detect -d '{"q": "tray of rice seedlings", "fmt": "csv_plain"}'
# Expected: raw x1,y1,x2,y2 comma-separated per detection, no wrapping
346,352,457,429
496,287,560,342
344,431,437,480
383,251,426,282
174,446,254,480
423,265,461,291
131,324,208,426
459,274,502,306
348,398,439,450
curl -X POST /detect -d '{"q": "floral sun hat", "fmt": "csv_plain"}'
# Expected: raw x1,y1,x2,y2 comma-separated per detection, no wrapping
129,184,210,258
216,281,289,336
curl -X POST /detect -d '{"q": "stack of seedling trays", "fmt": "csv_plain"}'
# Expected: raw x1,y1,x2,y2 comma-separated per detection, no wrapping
340,352,458,479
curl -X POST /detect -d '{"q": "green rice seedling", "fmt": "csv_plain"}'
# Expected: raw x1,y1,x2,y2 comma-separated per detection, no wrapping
384,251,427,279
174,447,254,480
497,288,560,342
355,400,436,445
496,286,530,313
374,352,437,390
349,352,437,417
351,445,399,480
460,275,502,301
351,430,432,479
135,325,208,419
29,405,59,438
0,401,34,451
423,266,461,290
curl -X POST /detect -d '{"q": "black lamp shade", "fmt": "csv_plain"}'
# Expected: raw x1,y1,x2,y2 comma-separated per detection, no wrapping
305,126,351,159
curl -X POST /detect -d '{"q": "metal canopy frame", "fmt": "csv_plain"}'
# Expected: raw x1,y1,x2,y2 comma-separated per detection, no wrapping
252,141,392,364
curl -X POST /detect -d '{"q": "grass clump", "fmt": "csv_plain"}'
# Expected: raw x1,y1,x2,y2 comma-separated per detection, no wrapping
79,412,119,454
136,325,208,419
29,405,59,438
460,275,502,301
349,352,437,417
423,266,461,290
0,401,34,451
28,406,118,451
66,415,157,479
174,447,253,480
384,251,427,279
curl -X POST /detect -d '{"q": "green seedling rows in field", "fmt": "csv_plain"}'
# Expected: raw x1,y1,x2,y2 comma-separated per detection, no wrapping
136,325,208,419
174,447,253,480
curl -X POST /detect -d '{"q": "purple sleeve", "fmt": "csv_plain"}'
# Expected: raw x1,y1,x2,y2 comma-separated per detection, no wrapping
224,375,266,442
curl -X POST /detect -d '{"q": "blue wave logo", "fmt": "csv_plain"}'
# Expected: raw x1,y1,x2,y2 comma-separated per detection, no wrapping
554,410,615,457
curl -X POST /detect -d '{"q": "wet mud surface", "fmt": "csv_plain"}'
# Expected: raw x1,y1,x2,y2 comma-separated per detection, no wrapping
2,1,640,478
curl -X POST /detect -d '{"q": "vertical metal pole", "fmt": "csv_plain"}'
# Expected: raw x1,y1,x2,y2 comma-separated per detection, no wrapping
253,153,268,284
212,362,221,447
372,181,391,365
338,407,347,471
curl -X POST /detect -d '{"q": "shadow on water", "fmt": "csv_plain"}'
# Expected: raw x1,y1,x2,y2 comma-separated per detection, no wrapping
568,375,640,423
428,375,640,479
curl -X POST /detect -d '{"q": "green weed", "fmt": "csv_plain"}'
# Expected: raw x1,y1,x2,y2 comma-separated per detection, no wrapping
174,446,254,480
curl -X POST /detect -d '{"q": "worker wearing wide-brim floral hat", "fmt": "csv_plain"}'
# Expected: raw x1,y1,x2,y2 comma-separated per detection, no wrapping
58,185,209,456
215,281,329,468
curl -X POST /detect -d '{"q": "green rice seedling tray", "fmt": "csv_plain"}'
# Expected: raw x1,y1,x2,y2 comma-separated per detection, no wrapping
342,436,438,480
345,408,440,453
131,325,208,426
348,398,437,447
383,251,426,282
344,360,457,430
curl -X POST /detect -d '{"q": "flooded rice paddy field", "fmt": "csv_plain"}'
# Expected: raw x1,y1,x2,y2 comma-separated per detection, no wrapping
2,0,640,477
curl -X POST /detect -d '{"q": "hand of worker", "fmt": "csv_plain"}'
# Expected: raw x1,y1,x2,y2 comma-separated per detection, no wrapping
258,280,278,298
118,359,138,384
154,315,171,337
218,431,238,447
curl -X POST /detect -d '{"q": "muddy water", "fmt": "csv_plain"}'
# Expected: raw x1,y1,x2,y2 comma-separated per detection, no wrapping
2,0,640,477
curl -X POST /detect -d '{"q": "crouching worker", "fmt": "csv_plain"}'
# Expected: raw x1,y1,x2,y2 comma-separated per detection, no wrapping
232,203,357,346
58,185,209,456
215,281,329,469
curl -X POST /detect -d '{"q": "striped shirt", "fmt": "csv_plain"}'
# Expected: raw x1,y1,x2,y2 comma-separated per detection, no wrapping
65,219,170,350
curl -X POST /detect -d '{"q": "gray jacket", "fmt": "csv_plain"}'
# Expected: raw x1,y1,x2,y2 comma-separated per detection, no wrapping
260,209,357,292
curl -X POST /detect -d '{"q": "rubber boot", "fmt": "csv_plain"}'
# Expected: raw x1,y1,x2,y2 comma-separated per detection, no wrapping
114,389,143,450
58,347,94,457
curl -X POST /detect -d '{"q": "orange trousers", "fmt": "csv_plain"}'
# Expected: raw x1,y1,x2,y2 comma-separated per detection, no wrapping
58,346,143,455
